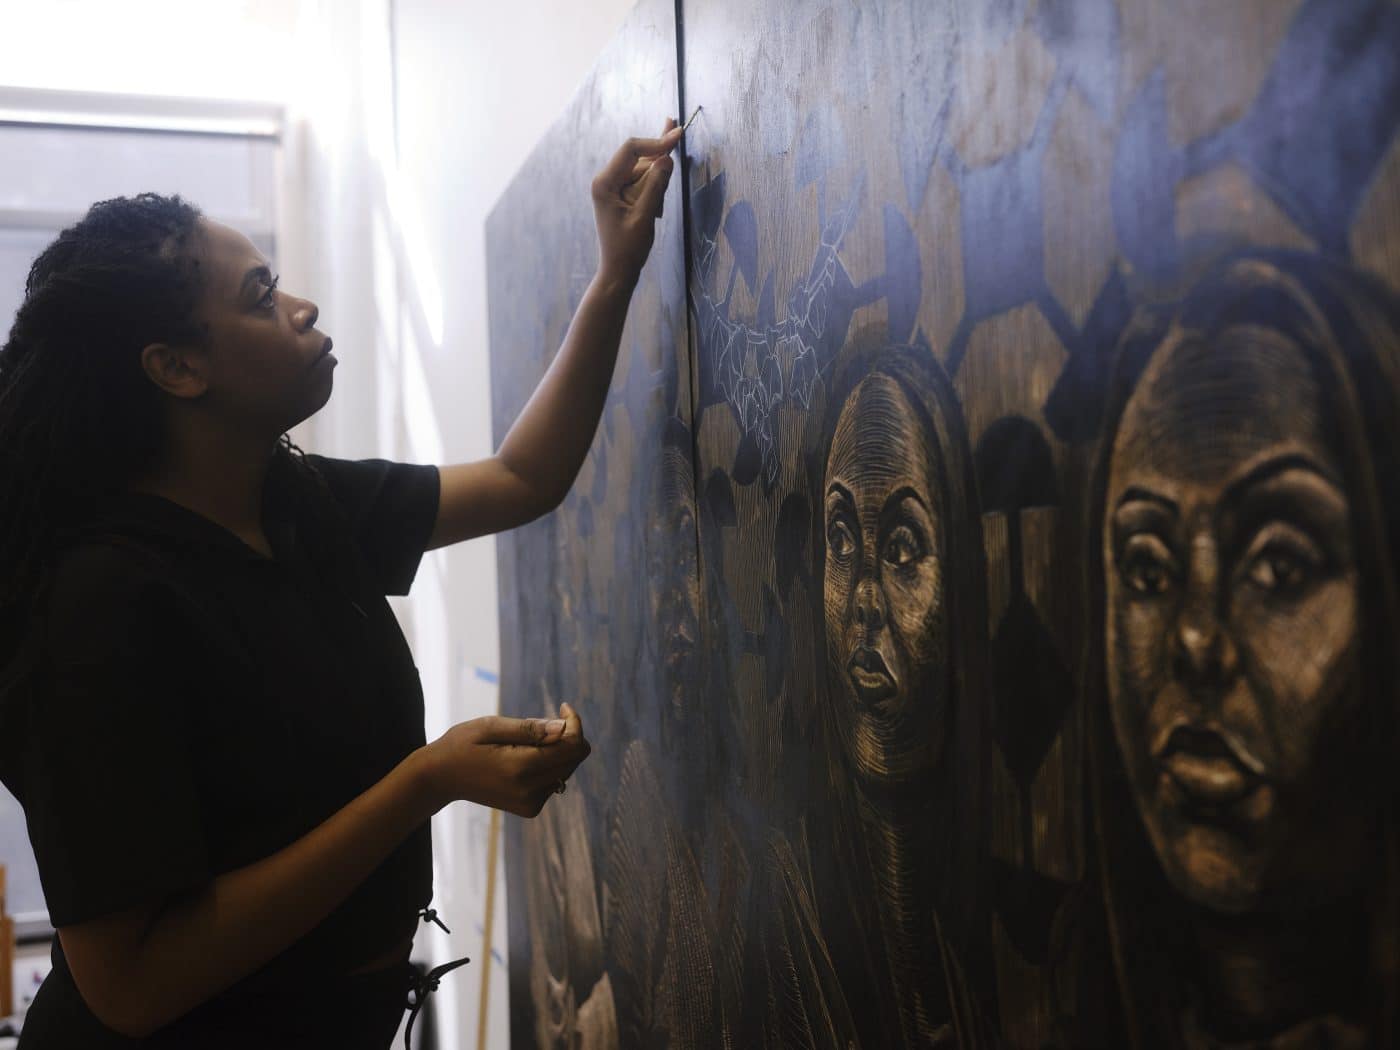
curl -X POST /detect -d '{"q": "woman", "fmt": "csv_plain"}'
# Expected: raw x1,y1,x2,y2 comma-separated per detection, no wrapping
766,326,994,1048
1082,249,1400,1047
0,120,681,1046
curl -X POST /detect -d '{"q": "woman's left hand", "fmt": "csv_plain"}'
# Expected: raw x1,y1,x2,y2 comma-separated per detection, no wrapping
592,118,682,287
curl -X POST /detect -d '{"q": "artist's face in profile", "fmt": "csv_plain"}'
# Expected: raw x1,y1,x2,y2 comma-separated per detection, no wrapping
1104,324,1364,913
144,218,335,436
824,372,947,783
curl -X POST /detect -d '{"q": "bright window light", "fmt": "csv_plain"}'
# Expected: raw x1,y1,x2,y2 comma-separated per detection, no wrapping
0,0,307,101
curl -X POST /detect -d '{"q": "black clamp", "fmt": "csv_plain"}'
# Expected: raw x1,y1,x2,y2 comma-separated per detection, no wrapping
418,907,451,935
404,952,471,1049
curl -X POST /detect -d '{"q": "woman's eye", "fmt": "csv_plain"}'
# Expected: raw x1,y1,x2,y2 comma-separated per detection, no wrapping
258,274,280,310
1245,543,1315,595
882,525,924,567
827,519,855,560
1239,524,1324,598
1120,535,1175,595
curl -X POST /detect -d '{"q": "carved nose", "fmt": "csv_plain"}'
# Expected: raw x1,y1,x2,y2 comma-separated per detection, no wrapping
1172,605,1238,688
1172,533,1238,689
854,576,886,632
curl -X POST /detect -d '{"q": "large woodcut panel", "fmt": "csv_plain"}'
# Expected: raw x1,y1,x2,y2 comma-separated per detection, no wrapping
681,4,1087,1044
678,0,1400,1045
485,2,689,1044
492,0,1400,1045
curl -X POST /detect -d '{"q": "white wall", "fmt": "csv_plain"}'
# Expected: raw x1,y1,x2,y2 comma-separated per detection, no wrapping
317,2,641,1047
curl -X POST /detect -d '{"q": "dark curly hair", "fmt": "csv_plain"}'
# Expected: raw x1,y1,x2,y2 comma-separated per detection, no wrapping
0,192,322,665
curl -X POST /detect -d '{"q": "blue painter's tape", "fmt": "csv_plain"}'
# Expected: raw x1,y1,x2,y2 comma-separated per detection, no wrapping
472,921,506,968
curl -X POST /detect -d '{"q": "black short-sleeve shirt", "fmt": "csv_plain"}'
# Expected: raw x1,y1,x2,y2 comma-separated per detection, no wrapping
0,451,442,1045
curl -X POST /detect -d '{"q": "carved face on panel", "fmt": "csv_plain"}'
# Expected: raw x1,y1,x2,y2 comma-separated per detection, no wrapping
648,429,702,714
525,788,618,1050
1103,323,1365,914
823,371,948,783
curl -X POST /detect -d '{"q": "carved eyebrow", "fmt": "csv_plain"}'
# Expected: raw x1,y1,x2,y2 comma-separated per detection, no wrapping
1115,487,1178,516
881,485,929,515
1221,452,1343,506
878,486,931,540
826,481,855,507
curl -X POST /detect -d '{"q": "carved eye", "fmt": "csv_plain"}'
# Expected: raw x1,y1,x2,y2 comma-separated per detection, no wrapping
1120,534,1176,595
1248,553,1301,592
1243,531,1319,596
882,524,924,567
827,518,855,560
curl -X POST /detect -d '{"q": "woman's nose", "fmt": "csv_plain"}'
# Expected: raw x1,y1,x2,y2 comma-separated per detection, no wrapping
292,297,319,330
1172,535,1239,689
854,576,887,632
1172,606,1240,690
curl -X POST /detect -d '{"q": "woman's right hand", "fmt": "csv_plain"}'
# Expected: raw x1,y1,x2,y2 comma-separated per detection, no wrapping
422,702,592,817
592,121,682,288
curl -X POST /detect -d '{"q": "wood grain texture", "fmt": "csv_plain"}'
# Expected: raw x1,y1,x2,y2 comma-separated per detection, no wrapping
490,0,1400,1045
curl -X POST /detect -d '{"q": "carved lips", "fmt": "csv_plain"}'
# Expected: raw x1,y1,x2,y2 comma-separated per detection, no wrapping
847,646,896,705
1154,720,1268,808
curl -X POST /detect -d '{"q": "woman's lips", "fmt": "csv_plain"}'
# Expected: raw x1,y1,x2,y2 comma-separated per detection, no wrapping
1163,751,1253,803
1155,722,1267,806
847,647,896,703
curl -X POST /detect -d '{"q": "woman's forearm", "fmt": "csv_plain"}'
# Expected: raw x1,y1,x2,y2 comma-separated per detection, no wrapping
496,269,637,512
123,746,441,1036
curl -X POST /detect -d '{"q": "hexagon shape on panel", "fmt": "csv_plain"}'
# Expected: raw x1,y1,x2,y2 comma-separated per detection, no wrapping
990,743,1024,868
695,388,743,493
953,303,1069,457
1043,86,1118,328
836,191,893,301
1033,0,1121,123
951,21,1059,169
1114,0,1169,114
958,143,1049,329
1162,0,1302,147
1228,0,1400,250
1030,714,1080,883
919,161,966,362
992,916,1056,1050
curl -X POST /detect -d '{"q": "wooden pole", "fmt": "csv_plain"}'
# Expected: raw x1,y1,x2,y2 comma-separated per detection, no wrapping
0,864,12,1018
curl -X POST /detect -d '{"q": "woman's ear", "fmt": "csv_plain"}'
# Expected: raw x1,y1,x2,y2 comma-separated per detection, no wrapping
139,341,208,399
